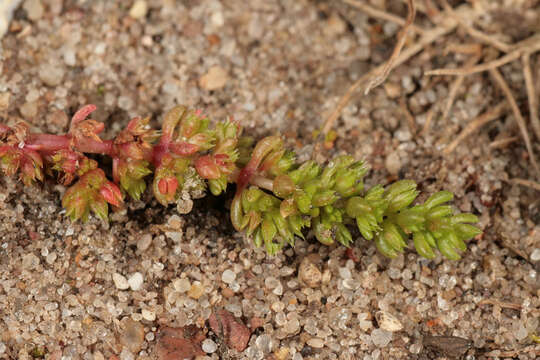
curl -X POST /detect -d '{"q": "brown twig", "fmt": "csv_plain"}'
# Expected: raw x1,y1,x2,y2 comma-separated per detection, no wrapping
442,103,506,155
399,97,417,134
364,0,416,95
419,106,436,136
511,178,540,192
342,0,424,34
425,50,521,76
425,38,540,77
489,68,540,176
440,0,511,53
522,53,540,141
440,54,481,123
489,136,518,149
478,298,522,311
321,1,462,136
484,346,540,358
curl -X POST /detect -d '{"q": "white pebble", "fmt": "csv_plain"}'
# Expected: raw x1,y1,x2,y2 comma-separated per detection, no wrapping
141,309,155,321
128,272,144,291
530,248,540,262
202,339,217,353
129,0,148,19
113,273,130,290
375,311,403,332
221,269,236,284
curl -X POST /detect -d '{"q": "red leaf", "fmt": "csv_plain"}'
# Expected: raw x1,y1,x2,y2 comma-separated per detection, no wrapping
99,181,123,207
71,104,97,126
155,326,205,360
194,155,220,180
208,310,250,352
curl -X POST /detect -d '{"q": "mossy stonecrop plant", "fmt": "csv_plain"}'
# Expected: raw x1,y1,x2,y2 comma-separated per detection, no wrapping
0,105,481,259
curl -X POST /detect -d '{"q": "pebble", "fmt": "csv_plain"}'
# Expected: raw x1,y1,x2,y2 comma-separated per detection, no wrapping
38,63,65,87
173,278,191,293
273,347,289,360
20,101,38,119
141,309,155,321
323,13,346,37
137,234,152,251
113,273,130,290
298,257,322,288
0,92,10,111
129,0,148,19
222,269,236,284
385,151,402,175
306,338,325,348
202,339,217,353
188,282,204,299
128,272,143,291
23,0,43,21
119,319,145,353
371,328,393,347
199,66,228,91
375,311,403,332
530,248,540,262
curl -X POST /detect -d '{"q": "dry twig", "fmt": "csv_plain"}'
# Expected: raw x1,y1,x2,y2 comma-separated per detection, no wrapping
321,1,467,136
489,68,540,176
442,103,506,155
522,53,540,141
440,0,511,52
363,0,416,95
425,37,540,77
484,345,540,358
489,136,518,149
440,54,481,123
511,178,540,192
478,298,522,311
342,0,424,34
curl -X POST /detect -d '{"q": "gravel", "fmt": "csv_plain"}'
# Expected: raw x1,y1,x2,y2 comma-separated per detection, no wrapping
1,0,539,359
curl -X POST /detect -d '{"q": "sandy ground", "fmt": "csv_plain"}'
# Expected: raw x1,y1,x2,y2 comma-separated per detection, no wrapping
0,0,539,359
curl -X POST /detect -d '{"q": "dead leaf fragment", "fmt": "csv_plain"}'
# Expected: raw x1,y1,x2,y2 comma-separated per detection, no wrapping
208,310,250,352
155,326,205,360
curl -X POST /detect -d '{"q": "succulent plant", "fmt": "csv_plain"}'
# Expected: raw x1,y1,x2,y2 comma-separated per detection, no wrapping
0,104,481,259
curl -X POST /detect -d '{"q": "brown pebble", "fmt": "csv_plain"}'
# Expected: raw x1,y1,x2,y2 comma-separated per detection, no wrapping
209,310,250,352
119,318,145,353
298,257,322,288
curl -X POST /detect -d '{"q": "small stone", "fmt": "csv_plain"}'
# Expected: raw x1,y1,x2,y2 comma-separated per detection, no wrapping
23,0,44,21
284,318,300,334
371,328,393,347
137,234,152,251
22,253,39,270
0,92,10,111
142,309,155,322
307,338,324,348
199,66,228,91
375,311,403,332
530,248,540,262
113,273,130,290
173,278,191,293
128,272,143,291
188,282,204,299
119,319,145,353
323,13,346,37
384,83,401,99
208,310,250,352
385,151,401,175
39,63,65,87
202,339,217,353
298,257,322,288
222,269,236,284
20,101,38,119
129,0,148,19
119,348,134,360
274,347,289,360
